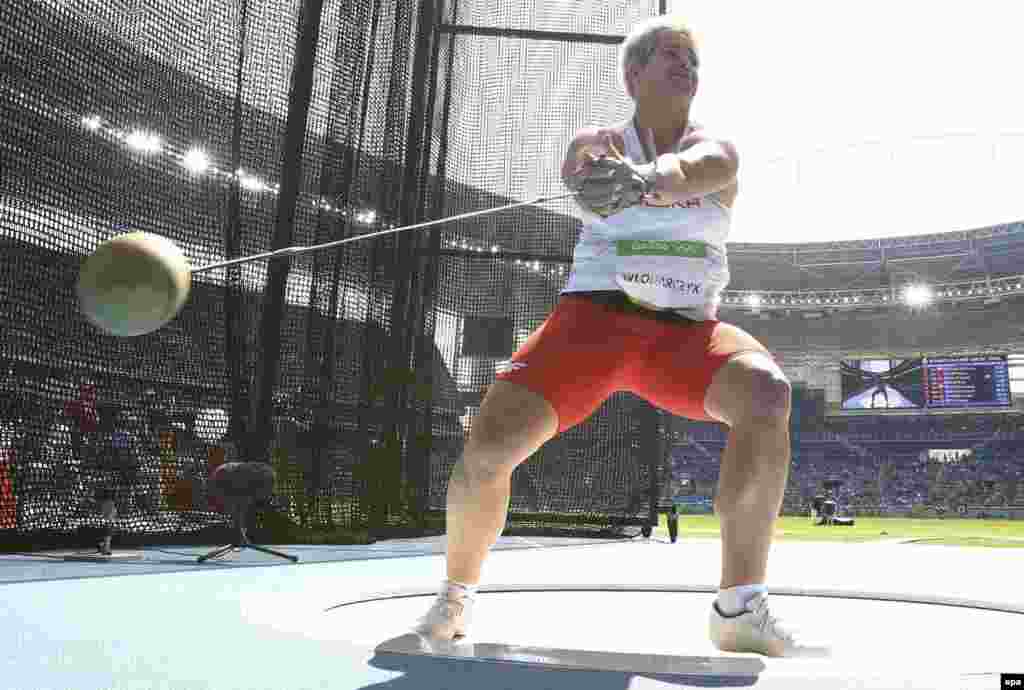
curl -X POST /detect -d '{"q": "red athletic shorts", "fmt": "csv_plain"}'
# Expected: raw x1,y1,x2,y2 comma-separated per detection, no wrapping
494,292,771,433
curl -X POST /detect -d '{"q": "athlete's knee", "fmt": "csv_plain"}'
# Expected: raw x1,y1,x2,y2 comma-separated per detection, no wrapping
461,428,546,481
751,369,791,420
455,445,512,486
729,366,791,425
708,355,791,426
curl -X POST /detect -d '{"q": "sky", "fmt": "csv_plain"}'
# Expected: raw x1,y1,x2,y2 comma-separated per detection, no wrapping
670,0,1023,243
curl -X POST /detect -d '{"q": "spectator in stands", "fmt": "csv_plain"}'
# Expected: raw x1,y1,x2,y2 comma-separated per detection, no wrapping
0,419,18,529
63,381,98,452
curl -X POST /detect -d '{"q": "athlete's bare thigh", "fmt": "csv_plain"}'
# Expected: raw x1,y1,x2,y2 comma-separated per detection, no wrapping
466,380,558,473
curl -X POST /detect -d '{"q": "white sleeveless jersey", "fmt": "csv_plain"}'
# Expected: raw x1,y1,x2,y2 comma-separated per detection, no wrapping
560,118,732,321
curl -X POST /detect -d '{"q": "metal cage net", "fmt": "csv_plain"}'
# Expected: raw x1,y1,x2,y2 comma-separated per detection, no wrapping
439,34,628,234
444,0,660,35
430,28,676,535
0,0,405,545
0,0,681,549
0,0,303,544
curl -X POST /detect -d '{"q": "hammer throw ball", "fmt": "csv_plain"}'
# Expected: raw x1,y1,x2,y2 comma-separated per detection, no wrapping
77,231,191,337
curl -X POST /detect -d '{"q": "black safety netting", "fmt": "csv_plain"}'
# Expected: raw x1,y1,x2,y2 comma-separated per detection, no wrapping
440,0,661,34
432,27,675,535
0,0,680,552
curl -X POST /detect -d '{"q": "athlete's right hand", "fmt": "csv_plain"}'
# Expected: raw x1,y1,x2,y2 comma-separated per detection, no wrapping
568,154,653,218
561,128,627,181
562,129,653,218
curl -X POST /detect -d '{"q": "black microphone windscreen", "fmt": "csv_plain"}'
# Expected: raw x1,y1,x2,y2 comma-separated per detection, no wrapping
210,462,275,499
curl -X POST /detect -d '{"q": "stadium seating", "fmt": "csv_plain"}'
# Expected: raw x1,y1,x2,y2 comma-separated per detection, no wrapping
670,417,1024,516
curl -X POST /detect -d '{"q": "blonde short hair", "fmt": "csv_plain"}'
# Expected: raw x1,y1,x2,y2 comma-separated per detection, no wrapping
619,15,700,99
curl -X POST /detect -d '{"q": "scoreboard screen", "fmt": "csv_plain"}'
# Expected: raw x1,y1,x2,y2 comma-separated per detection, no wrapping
924,355,1011,408
841,354,1011,410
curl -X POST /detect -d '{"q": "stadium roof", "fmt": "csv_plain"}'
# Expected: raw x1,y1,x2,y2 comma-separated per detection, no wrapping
726,222,1024,294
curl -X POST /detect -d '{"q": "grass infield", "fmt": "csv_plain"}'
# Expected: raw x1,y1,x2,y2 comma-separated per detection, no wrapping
655,514,1024,548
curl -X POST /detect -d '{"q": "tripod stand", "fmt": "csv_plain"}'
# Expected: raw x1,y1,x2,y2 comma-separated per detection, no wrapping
197,461,298,564
197,499,298,563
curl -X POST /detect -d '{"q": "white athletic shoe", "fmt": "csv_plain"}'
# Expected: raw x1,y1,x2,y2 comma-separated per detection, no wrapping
709,593,831,658
413,594,473,641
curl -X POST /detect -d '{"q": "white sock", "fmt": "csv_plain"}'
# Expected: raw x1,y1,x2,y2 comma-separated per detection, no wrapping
716,584,768,616
442,579,478,600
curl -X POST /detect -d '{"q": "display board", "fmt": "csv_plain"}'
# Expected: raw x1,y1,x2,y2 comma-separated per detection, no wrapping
924,355,1011,409
841,355,1010,410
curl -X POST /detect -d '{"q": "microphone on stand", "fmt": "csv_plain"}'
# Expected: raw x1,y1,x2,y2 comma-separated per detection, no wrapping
97,487,117,555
